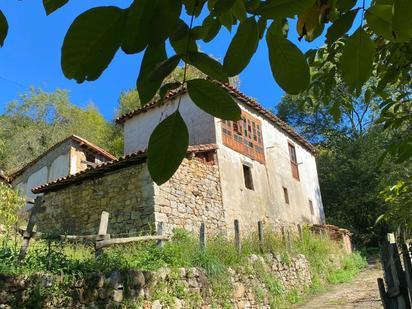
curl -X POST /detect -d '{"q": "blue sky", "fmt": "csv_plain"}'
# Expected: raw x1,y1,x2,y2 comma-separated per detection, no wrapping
0,1,363,120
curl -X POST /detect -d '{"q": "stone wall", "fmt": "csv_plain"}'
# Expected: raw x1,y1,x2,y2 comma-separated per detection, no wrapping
37,164,155,235
0,254,312,308
154,157,226,235
37,156,226,237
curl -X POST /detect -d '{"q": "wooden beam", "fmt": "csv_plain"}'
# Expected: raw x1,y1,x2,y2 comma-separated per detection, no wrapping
95,235,170,250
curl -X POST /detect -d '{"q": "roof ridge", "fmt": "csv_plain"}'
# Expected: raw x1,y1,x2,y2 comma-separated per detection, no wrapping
115,83,316,154
10,135,117,180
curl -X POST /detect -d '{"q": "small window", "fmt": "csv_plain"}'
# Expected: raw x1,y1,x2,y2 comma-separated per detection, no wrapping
283,187,289,204
85,152,95,163
242,165,254,190
288,143,297,163
288,142,300,180
309,200,314,215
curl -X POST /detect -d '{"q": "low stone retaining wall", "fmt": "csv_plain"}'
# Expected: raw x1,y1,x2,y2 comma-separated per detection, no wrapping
0,253,312,308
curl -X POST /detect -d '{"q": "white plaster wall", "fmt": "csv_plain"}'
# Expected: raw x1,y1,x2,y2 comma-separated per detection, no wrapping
49,154,70,181
26,166,48,201
215,101,325,231
123,94,216,154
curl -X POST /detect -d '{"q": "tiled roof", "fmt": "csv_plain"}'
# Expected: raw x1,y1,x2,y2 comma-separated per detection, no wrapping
115,83,316,154
32,144,218,194
10,135,117,180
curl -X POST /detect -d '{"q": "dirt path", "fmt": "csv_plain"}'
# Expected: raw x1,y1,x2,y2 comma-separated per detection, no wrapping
296,261,383,308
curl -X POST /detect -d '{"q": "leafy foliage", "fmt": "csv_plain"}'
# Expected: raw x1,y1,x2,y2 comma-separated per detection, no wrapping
0,183,24,229
0,10,8,47
0,88,122,172
2,0,411,182
42,0,69,16
148,111,189,185
187,79,241,120
379,177,412,228
277,75,412,245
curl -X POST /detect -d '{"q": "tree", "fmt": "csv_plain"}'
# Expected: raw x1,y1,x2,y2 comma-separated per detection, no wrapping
0,88,122,172
0,182,24,229
1,0,411,184
277,71,412,245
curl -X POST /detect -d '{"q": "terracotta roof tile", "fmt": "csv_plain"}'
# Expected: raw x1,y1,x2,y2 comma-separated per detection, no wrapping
10,135,117,180
32,143,218,194
115,83,316,154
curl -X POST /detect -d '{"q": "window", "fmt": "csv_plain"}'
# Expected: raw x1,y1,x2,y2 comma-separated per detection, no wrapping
283,187,289,204
309,200,314,215
242,164,254,190
221,111,265,163
288,142,300,180
85,152,96,163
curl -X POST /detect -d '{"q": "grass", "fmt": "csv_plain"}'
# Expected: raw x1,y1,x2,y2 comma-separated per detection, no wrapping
0,227,367,308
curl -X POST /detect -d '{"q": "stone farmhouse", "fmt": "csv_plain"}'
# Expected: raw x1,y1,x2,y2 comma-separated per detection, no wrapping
30,84,325,236
9,135,116,205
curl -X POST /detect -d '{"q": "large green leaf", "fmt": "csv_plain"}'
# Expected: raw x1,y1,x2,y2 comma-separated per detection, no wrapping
0,10,8,47
257,0,316,19
170,20,198,54
61,6,125,83
43,0,69,15
223,17,259,76
183,0,207,16
122,0,156,54
201,15,221,42
137,43,167,104
365,5,393,40
148,111,189,185
186,52,229,83
340,28,376,92
392,0,412,41
336,0,356,11
214,0,236,14
149,55,181,83
266,33,310,94
187,79,241,120
122,0,181,54
326,9,358,44
232,0,247,22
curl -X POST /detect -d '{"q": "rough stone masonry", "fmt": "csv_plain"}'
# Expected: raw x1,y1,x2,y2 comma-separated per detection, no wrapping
36,155,226,236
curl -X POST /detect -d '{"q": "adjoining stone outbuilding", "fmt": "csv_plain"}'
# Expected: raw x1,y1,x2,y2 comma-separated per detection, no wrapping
32,83,325,237
33,145,224,235
10,135,116,204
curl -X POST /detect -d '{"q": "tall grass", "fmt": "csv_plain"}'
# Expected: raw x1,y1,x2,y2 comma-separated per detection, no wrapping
0,227,367,307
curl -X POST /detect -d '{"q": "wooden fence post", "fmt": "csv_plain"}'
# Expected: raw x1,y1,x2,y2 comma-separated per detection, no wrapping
297,224,303,239
157,222,164,248
377,278,389,309
389,241,411,308
287,229,292,251
401,243,412,300
98,211,109,235
199,223,206,250
18,196,43,262
234,220,240,254
95,211,110,257
281,226,286,243
258,221,263,253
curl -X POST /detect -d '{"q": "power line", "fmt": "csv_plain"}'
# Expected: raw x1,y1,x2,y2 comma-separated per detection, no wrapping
0,75,30,89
